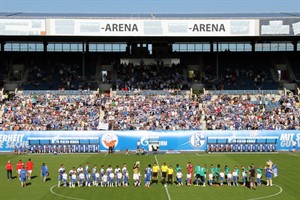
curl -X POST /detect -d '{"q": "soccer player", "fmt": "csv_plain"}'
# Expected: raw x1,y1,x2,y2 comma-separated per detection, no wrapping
209,164,215,184
20,166,27,188
214,164,221,183
122,163,128,185
95,171,100,186
224,165,230,179
102,172,108,187
144,165,152,187
92,165,97,186
219,171,225,186
116,170,123,187
195,164,201,186
6,160,13,180
69,167,76,188
241,166,248,186
41,163,49,182
62,171,68,187
152,162,159,184
249,164,256,190
86,171,91,187
114,165,121,185
200,164,207,187
26,158,34,180
84,162,89,181
227,171,232,186
161,162,168,186
123,171,129,187
78,171,85,187
232,169,238,186
208,172,213,186
109,170,115,187
16,160,24,180
71,171,77,188
186,162,193,186
167,165,174,186
77,165,84,174
58,164,65,187
106,165,113,186
176,170,183,186
175,164,182,174
100,165,105,178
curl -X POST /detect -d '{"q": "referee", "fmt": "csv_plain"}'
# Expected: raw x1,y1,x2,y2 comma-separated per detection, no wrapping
161,162,168,186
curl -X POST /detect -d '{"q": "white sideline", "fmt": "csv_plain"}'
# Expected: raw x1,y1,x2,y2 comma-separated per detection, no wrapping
155,156,172,200
50,185,86,200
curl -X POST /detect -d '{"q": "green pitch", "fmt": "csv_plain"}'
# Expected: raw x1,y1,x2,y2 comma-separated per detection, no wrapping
0,153,299,200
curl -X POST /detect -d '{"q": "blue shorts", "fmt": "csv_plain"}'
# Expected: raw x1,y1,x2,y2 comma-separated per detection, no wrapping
21,177,26,182
42,172,48,177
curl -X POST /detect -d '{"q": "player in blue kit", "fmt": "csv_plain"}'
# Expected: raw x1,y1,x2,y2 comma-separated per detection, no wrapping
41,163,49,182
84,162,90,181
92,165,97,186
20,166,27,188
144,164,152,187
58,164,65,187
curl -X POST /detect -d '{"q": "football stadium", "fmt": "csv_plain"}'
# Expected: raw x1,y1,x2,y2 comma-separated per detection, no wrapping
0,12,300,200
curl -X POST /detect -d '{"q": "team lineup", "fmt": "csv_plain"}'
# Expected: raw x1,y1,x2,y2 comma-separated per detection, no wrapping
6,158,277,190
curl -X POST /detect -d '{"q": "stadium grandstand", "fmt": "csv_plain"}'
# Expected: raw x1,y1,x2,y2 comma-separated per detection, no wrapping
0,12,300,132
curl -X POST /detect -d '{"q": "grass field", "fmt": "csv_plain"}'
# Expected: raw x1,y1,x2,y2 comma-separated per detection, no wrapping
0,152,299,200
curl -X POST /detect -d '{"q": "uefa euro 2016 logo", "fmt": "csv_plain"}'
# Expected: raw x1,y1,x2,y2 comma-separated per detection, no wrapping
101,133,118,149
190,134,205,148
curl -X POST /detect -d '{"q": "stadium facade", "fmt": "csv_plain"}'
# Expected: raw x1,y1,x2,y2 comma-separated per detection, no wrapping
0,12,300,92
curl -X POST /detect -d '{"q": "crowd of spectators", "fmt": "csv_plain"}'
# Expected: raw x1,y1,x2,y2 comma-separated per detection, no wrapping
101,93,300,131
0,93,102,131
114,62,190,91
1,92,299,131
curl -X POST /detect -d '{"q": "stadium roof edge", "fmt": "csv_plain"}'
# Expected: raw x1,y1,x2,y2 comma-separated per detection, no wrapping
1,12,300,19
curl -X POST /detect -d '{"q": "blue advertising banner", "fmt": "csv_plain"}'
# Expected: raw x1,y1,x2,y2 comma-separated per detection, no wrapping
0,130,299,152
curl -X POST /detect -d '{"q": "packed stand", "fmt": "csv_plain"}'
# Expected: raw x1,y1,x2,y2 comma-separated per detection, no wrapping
114,62,190,90
0,93,102,131
100,93,300,131
1,92,300,131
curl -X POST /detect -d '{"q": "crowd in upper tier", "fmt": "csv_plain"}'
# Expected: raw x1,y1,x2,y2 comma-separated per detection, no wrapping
1,92,299,131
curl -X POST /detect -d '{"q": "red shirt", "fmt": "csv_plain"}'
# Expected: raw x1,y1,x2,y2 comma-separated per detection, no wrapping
6,163,12,170
16,162,24,170
26,161,34,170
187,164,193,174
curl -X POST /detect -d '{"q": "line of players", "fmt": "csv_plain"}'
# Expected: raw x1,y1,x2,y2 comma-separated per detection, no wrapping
57,162,274,189
57,163,130,188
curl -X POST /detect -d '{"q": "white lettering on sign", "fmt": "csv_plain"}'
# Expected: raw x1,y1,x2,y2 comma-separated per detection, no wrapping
280,133,294,147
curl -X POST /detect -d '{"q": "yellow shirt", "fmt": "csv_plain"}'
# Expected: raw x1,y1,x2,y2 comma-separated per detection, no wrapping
167,168,174,175
161,165,168,172
152,165,159,173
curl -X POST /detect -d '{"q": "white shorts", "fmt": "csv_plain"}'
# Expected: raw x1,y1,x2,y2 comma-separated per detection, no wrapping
17,169,21,174
27,170,32,174
133,174,139,180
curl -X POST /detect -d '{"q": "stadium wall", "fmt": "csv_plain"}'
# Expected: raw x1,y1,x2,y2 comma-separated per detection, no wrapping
0,130,299,152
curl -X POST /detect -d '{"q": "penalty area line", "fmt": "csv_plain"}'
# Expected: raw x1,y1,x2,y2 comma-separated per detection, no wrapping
50,184,86,200
154,156,172,200
247,184,283,200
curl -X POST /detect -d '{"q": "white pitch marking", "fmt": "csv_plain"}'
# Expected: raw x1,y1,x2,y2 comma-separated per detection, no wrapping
247,184,283,200
155,156,171,200
50,185,86,200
